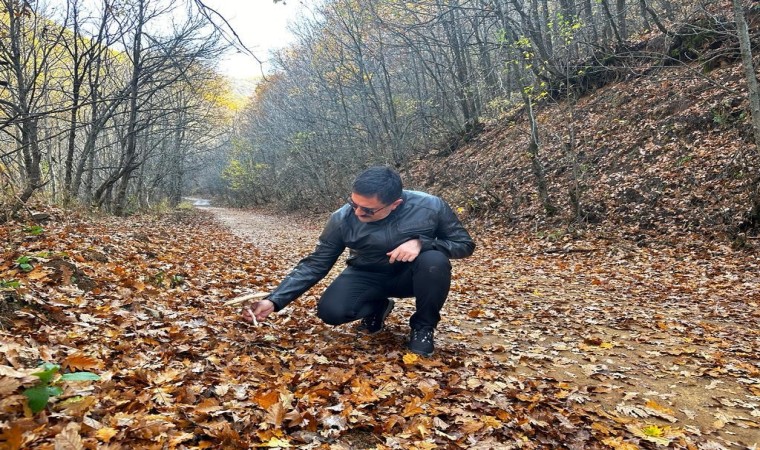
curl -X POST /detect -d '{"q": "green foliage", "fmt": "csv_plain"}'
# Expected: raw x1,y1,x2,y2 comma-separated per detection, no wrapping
23,363,100,414
23,225,44,236
221,138,269,193
677,155,693,166
14,256,33,272
0,279,21,289
711,99,746,126
536,228,565,242
222,159,247,192
152,270,166,287
550,13,582,46
171,274,185,287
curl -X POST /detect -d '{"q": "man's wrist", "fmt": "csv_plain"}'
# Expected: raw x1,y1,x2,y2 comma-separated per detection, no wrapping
266,297,281,312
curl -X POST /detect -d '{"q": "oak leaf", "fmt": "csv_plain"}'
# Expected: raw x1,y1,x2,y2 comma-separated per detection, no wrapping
261,437,291,447
54,422,83,450
602,437,639,450
402,353,419,364
62,355,101,371
94,427,118,443
264,401,285,428
401,397,425,417
254,390,280,409
0,423,25,450
0,377,21,396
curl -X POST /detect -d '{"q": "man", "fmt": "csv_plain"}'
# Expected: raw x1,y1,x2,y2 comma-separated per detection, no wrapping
243,166,475,356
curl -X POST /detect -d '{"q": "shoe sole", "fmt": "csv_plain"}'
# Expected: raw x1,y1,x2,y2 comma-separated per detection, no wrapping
407,346,433,357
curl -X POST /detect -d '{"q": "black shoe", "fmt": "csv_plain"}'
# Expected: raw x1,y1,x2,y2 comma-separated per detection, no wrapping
408,327,435,357
356,298,395,334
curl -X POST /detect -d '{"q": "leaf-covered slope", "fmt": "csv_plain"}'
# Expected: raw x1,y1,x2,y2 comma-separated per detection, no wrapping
407,58,759,243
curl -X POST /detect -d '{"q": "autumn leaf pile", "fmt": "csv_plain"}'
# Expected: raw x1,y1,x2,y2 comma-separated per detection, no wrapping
0,207,757,449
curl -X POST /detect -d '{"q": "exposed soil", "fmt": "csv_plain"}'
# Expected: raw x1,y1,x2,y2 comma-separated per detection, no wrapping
207,205,759,449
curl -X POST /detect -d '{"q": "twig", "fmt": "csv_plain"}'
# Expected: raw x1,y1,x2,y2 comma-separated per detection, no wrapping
223,291,269,306
245,306,259,327
540,247,597,255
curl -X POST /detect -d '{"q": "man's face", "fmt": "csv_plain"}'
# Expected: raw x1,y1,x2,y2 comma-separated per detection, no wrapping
349,192,402,223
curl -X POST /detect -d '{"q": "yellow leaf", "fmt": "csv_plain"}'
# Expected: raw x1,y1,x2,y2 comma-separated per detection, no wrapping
95,427,118,443
26,268,52,281
403,353,419,364
152,387,174,406
600,342,615,349
154,368,182,385
602,437,639,449
481,415,502,428
626,424,672,445
645,399,674,415
261,437,291,447
642,424,663,437
592,421,614,435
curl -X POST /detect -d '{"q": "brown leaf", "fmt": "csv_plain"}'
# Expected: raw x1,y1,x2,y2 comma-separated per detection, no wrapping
264,401,284,428
54,422,83,450
401,397,425,417
0,423,25,450
254,390,280,409
61,355,101,371
0,377,21,396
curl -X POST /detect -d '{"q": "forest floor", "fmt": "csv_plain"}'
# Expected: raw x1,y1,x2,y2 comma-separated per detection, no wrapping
0,206,758,449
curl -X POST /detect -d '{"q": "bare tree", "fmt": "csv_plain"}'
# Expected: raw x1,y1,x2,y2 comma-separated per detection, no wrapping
0,0,67,209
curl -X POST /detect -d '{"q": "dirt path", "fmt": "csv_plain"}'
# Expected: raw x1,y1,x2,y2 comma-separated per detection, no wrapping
206,206,760,449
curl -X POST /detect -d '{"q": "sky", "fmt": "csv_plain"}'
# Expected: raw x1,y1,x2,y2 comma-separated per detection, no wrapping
202,0,308,79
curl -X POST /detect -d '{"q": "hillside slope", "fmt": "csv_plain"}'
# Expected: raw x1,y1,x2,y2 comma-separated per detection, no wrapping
407,42,759,247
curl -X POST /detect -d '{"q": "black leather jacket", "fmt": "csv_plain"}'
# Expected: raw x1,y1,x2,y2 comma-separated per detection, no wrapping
268,190,475,311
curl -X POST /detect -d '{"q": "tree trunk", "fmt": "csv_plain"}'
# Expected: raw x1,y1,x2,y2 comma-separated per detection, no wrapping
582,0,599,43
732,0,760,152
732,0,760,226
113,0,145,215
522,90,554,216
600,0,625,45
616,0,628,40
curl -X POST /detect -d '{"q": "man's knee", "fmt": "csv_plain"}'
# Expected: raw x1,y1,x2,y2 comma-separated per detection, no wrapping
316,299,348,325
415,250,451,275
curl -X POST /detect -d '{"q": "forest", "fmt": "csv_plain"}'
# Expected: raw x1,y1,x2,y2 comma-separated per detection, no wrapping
0,0,757,239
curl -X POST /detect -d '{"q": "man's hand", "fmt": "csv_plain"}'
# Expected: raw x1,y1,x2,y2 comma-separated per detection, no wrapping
242,299,275,323
387,239,422,263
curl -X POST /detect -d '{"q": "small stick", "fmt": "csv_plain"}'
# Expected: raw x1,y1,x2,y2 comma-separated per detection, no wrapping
223,291,269,306
245,306,259,327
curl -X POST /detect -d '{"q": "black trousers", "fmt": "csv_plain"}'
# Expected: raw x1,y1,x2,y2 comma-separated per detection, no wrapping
316,250,452,330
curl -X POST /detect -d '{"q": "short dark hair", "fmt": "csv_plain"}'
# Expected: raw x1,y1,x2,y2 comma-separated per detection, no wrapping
352,166,403,204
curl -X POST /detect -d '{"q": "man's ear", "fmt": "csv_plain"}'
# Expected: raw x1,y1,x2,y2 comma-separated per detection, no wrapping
392,198,404,208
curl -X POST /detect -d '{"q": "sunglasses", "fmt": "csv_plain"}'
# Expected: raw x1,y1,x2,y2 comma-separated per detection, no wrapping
347,197,393,216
